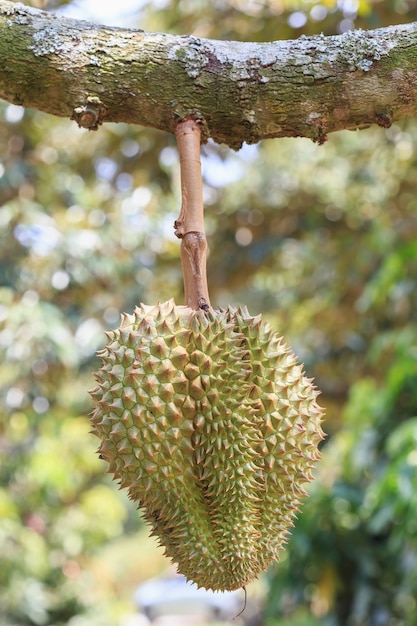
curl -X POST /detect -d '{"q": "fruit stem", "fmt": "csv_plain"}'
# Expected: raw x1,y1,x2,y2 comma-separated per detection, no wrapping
174,118,210,311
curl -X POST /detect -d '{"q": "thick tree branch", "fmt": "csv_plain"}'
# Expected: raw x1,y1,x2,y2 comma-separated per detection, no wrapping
1,1,417,148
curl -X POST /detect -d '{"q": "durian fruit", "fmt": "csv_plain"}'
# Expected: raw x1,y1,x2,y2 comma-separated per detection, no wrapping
90,298,324,592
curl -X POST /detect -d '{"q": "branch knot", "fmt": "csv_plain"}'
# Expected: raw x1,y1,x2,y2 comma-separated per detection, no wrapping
71,96,106,131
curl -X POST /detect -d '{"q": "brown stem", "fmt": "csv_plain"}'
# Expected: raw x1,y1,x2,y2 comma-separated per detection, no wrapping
174,119,210,311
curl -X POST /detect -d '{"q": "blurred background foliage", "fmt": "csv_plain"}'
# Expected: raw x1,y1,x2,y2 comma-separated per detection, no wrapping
1,0,417,624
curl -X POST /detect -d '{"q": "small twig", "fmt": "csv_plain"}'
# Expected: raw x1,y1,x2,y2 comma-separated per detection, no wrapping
174,119,210,311
234,586,247,619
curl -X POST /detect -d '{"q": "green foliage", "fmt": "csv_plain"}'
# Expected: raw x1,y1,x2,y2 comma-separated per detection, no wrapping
1,1,417,624
265,369,417,624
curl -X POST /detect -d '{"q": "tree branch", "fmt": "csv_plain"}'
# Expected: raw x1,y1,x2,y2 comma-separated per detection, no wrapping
1,0,417,148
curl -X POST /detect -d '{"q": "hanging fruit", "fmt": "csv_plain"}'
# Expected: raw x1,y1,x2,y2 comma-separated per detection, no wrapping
90,118,325,592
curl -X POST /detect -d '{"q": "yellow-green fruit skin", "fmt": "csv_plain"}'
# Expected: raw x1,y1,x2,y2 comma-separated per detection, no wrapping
90,300,324,591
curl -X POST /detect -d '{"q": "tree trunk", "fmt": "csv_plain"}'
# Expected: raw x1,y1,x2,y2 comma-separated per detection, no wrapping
1,0,417,148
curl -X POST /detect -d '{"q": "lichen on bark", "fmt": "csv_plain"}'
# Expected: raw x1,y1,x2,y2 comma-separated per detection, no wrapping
1,0,417,148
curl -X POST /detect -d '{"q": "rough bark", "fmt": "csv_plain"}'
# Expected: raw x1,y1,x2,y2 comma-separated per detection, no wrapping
1,1,417,148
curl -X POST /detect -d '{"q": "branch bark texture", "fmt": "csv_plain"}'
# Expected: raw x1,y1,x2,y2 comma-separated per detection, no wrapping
1,1,417,148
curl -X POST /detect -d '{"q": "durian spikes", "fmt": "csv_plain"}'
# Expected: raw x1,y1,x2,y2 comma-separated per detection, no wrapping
174,119,210,312
90,300,325,591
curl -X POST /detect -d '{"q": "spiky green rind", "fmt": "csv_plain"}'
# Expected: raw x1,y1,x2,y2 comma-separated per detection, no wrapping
90,299,324,591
